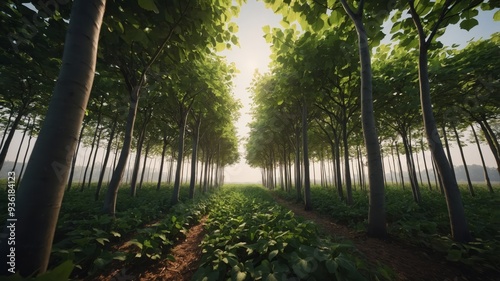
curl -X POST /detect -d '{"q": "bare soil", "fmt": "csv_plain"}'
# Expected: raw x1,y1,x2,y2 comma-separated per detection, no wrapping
85,216,207,281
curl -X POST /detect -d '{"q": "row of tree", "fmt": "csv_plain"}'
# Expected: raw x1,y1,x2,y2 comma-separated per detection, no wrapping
0,0,242,276
247,0,499,243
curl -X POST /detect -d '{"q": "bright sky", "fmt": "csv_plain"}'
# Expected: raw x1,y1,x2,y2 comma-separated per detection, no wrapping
222,1,499,183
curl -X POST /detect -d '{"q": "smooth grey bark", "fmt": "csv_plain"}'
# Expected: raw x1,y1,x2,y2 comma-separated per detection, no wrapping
453,125,474,196
415,148,424,185
67,121,86,191
103,91,140,215
0,0,106,275
138,141,151,189
81,109,103,191
409,2,472,242
294,126,302,202
340,0,386,238
471,124,493,192
189,118,201,198
420,138,433,190
157,134,169,191
0,111,13,150
17,129,33,189
442,125,457,180
130,126,146,196
171,109,190,205
12,117,30,172
390,144,399,186
302,103,312,211
402,135,421,203
342,122,353,205
95,116,118,200
478,119,500,175
395,142,405,189
87,126,103,189
0,111,24,171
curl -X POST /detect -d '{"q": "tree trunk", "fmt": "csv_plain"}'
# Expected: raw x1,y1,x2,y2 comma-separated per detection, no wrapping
81,109,103,191
103,87,140,215
189,118,201,198
157,134,169,191
171,111,189,205
453,125,474,196
0,111,13,150
402,134,421,203
442,124,457,180
67,122,86,191
95,116,118,200
294,126,302,202
421,138,432,190
130,128,146,196
342,121,353,205
413,27,471,241
138,141,151,189
415,148,424,186
471,124,493,193
302,103,312,211
478,119,500,175
87,126,103,189
0,0,106,275
17,129,34,189
0,110,25,171
334,141,343,199
396,142,405,189
12,117,30,172
391,144,399,186
339,2,386,237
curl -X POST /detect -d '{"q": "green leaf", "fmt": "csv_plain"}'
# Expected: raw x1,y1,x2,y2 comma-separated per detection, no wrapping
268,249,279,260
459,18,478,31
96,237,110,245
36,260,74,281
494,9,500,21
138,0,159,14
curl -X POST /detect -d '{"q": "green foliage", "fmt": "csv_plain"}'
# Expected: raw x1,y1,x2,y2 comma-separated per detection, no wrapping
275,184,500,274
192,185,381,280
3,260,74,281
44,184,206,277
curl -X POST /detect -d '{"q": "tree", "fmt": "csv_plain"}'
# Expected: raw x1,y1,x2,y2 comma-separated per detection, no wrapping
0,0,106,275
261,0,391,238
102,0,242,215
392,0,500,242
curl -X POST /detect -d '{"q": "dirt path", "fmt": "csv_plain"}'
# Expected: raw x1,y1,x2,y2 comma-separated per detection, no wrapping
87,216,207,281
273,196,471,281
136,216,207,280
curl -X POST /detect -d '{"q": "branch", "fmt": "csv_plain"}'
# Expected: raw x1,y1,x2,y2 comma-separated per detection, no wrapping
408,0,428,48
138,0,192,88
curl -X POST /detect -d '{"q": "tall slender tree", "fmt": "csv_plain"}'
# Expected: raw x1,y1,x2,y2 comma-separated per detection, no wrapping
0,0,106,275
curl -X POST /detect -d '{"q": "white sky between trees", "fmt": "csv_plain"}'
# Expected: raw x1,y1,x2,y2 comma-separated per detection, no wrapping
4,1,499,183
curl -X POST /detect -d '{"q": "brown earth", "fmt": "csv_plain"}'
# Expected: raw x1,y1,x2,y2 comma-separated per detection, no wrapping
85,216,207,281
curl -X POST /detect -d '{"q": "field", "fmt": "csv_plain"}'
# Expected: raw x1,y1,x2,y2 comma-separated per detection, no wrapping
1,183,499,280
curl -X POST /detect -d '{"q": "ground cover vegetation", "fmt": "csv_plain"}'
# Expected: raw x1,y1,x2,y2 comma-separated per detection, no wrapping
192,185,390,280
273,184,500,276
0,184,213,279
1,0,500,279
